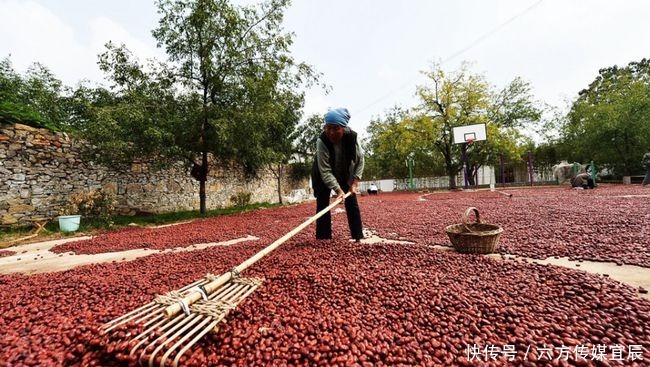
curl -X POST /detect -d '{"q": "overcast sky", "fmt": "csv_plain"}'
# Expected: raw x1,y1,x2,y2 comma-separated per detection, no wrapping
1,0,649,139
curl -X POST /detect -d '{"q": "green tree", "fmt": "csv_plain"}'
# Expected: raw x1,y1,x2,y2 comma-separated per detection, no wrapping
467,77,542,184
81,0,317,213
365,107,408,179
364,63,541,188
151,0,317,213
488,76,542,128
290,113,322,163
282,113,322,191
416,63,541,187
266,90,304,204
0,57,70,129
77,44,192,169
417,63,489,188
562,59,650,175
416,62,492,188
364,107,445,180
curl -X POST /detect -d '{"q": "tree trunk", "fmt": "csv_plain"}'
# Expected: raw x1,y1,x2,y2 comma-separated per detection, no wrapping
268,163,284,204
276,164,284,204
445,147,456,189
200,82,209,215
199,150,208,214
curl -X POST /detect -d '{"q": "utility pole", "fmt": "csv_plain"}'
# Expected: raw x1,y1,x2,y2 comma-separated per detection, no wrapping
406,153,415,191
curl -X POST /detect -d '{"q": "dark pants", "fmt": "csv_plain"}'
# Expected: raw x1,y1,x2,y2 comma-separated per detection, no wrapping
644,167,650,185
315,188,363,240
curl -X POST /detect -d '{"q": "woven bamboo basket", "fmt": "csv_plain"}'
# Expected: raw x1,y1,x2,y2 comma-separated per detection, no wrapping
445,207,503,254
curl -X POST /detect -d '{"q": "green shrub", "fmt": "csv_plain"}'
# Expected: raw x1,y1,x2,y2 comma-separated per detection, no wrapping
0,101,48,128
230,191,251,208
59,188,117,221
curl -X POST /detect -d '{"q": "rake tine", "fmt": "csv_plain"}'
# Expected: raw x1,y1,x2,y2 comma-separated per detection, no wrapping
129,313,185,358
104,277,211,332
127,306,163,326
170,319,221,367
132,306,169,326
159,317,213,367
103,303,160,333
138,282,239,340
165,286,254,367
139,312,166,329
134,283,240,363
139,314,201,364
147,316,205,367
224,285,250,304
163,282,261,366
225,279,260,300
107,305,166,335
139,315,195,366
224,279,261,303
232,283,261,302
220,283,246,301
97,277,263,367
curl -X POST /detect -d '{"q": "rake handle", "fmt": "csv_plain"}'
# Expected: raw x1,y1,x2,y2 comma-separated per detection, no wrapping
164,192,353,318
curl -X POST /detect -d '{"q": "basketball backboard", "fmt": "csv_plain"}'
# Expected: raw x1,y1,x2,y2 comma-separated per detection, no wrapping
452,123,487,144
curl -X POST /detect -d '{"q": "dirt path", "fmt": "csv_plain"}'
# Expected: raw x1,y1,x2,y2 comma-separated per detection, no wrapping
502,254,650,300
0,235,258,275
430,244,650,300
360,228,649,300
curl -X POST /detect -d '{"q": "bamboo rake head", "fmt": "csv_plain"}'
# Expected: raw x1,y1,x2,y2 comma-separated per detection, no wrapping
100,274,263,367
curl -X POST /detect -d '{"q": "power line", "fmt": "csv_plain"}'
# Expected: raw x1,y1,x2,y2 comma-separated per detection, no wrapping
356,0,545,116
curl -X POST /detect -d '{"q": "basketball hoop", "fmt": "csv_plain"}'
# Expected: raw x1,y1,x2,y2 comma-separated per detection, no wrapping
452,124,485,144
451,124,485,190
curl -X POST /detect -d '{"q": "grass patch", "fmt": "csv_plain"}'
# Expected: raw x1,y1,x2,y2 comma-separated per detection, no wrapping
107,202,279,228
0,226,33,246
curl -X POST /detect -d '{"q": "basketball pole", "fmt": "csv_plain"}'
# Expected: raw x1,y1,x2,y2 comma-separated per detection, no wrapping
462,142,468,189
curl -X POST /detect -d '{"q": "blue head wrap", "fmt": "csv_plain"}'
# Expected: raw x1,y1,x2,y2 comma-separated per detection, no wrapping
324,108,351,127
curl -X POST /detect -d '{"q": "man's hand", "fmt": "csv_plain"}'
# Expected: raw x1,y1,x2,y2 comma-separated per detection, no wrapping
350,179,360,196
335,188,345,201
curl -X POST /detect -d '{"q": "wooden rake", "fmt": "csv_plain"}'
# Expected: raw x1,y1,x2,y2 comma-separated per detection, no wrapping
101,193,352,367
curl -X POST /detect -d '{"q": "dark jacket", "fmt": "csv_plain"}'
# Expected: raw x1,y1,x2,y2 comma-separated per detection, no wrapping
311,129,358,195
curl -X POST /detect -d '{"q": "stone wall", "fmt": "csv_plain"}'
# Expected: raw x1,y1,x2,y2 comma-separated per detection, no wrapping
0,123,308,226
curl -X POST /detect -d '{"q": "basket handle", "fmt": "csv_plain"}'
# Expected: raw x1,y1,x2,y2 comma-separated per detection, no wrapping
462,207,481,232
